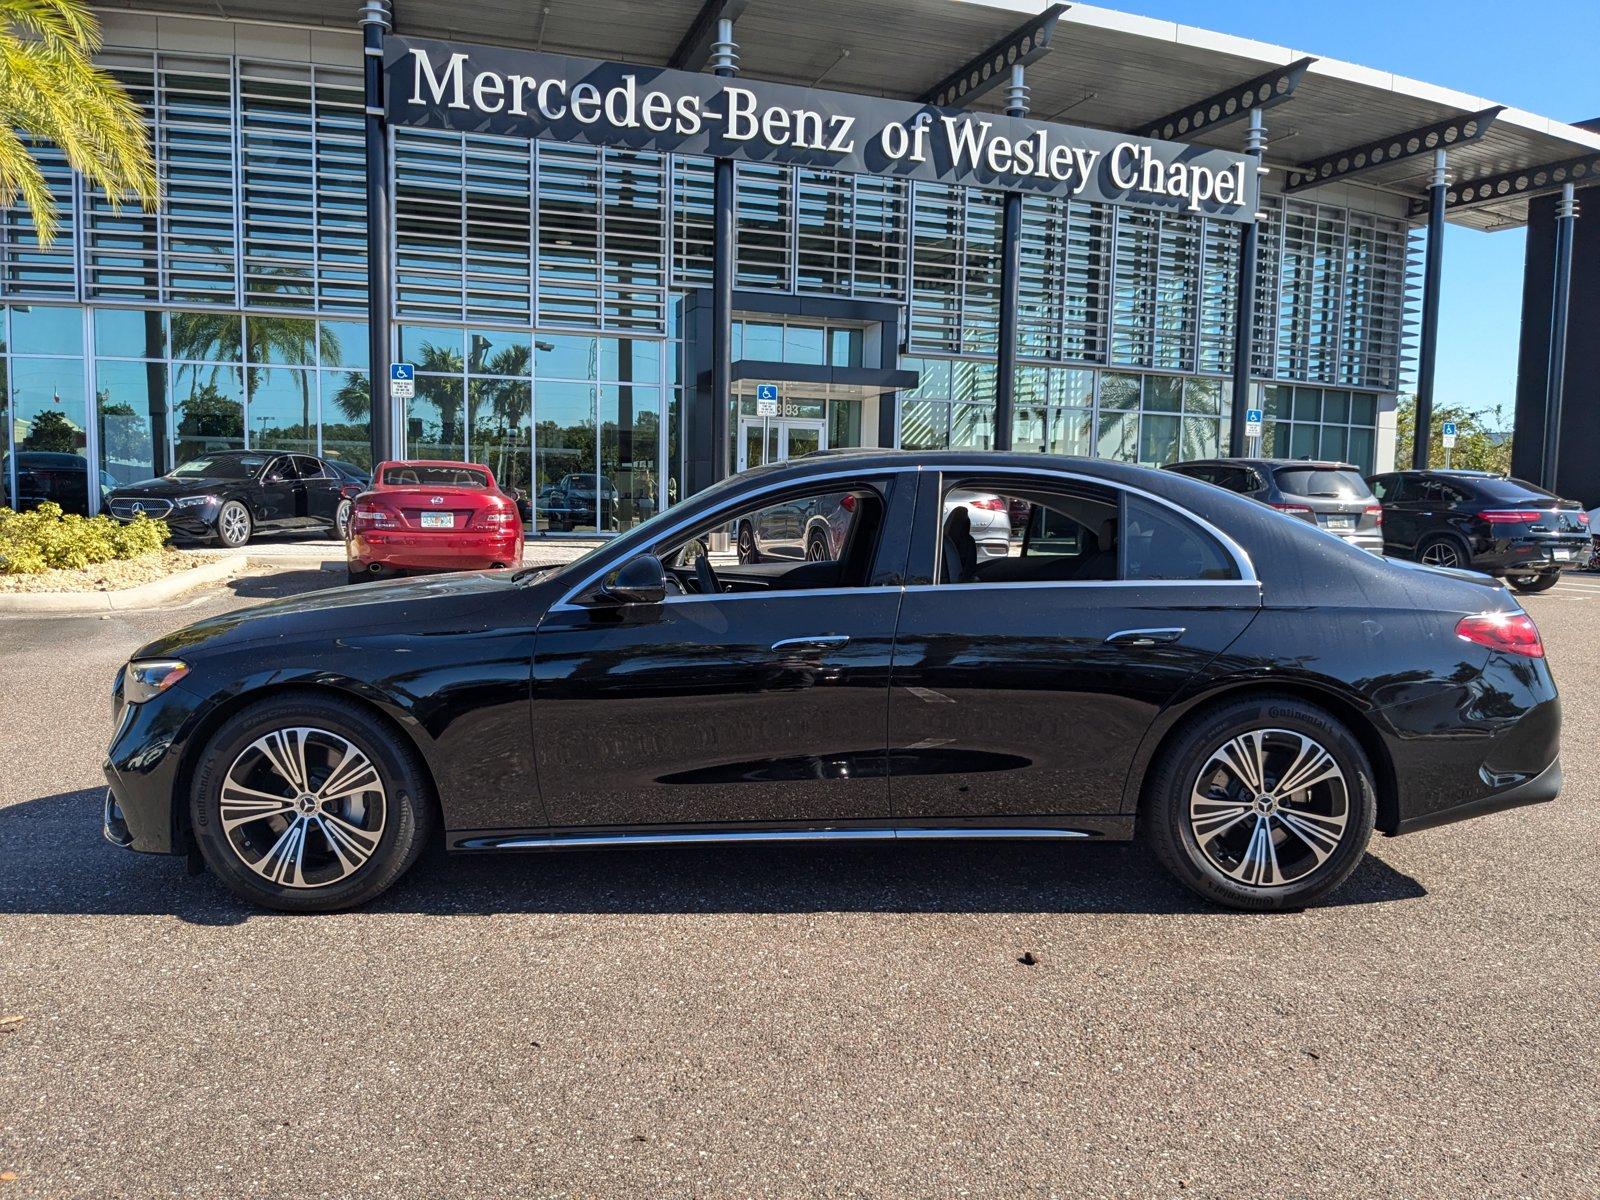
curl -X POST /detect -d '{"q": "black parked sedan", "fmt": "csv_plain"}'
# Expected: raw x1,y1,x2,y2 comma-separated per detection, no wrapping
105,450,363,547
1366,469,1590,593
103,452,1561,913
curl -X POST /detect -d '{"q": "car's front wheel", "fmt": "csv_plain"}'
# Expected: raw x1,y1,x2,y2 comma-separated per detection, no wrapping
736,521,759,564
1507,571,1560,594
1144,696,1377,910
189,693,434,912
215,500,252,548
334,498,353,539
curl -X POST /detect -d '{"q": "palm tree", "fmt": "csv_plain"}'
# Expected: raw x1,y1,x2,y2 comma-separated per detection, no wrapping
0,0,158,245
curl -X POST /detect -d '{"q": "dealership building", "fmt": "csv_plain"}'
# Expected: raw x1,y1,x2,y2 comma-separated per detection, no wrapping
3,0,1596,529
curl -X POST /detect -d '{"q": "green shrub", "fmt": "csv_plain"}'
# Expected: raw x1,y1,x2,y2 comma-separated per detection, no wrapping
0,503,170,575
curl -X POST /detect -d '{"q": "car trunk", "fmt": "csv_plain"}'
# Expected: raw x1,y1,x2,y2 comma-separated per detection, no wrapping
379,487,501,531
1272,466,1380,535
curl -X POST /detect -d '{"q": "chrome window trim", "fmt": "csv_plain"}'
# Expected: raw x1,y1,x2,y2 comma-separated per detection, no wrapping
901,579,1261,594
547,460,1259,614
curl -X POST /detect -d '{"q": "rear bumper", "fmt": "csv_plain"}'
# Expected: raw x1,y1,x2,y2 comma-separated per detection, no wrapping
1475,537,1588,575
349,528,522,570
1392,757,1561,835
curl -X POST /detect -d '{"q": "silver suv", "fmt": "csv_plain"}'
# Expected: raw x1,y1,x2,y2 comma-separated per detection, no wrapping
1165,458,1384,554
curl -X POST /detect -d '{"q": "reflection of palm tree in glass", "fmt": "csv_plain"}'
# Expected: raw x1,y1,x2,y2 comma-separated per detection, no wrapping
475,344,531,485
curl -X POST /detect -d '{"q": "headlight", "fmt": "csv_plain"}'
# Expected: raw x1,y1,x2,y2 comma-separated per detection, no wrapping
173,495,218,509
124,660,190,704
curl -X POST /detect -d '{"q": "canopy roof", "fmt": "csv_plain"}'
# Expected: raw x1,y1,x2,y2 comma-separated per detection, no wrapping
92,0,1600,230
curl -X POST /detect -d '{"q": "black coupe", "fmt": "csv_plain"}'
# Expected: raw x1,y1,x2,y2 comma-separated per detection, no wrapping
103,451,1562,912
105,450,363,547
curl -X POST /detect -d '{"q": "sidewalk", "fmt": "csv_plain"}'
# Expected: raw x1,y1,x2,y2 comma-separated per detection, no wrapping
208,533,609,570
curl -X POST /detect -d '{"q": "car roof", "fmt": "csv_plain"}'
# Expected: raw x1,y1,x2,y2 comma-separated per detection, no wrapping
378,459,490,469
1169,457,1360,471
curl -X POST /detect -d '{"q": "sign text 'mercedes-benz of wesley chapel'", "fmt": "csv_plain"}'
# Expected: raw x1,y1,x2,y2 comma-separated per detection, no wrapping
385,37,1259,221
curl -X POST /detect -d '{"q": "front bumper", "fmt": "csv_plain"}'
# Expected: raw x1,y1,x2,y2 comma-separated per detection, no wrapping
349,528,522,570
102,679,209,856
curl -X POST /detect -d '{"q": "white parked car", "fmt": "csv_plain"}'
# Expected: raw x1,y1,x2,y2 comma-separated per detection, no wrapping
946,489,1012,561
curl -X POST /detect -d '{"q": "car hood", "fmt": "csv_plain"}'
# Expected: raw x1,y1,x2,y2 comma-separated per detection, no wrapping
133,567,548,661
110,476,230,498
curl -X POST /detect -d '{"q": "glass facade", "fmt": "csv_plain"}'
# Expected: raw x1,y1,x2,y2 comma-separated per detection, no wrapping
0,30,1411,518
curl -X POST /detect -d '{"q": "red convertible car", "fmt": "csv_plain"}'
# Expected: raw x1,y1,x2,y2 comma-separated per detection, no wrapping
345,460,524,582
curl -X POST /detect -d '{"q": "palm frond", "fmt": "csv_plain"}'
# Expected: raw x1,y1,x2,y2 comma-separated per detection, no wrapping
0,121,57,242
0,0,155,245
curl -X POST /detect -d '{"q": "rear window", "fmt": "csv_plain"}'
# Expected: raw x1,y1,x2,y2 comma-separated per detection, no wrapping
382,465,491,489
1470,477,1557,503
1273,468,1372,500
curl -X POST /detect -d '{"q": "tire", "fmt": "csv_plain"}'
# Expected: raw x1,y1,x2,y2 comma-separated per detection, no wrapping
1416,535,1468,570
334,498,353,540
805,532,830,562
189,693,434,913
215,500,252,548
1507,571,1561,594
736,521,759,564
1143,695,1377,911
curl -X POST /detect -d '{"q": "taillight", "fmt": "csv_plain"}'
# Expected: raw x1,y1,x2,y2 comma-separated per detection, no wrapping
352,502,393,527
839,494,856,513
1455,612,1544,658
1270,502,1314,518
1579,511,1590,527
1480,510,1543,524
1364,504,1383,527
480,509,518,525
967,496,1007,511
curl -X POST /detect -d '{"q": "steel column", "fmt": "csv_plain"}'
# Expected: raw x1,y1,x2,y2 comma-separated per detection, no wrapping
710,17,737,480
1540,183,1578,489
994,64,1029,453
1228,109,1265,457
361,0,393,466
1412,150,1447,470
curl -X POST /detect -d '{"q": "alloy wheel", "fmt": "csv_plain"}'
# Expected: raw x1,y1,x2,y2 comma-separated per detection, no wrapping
219,502,251,546
1420,541,1462,568
737,525,755,563
805,536,828,562
335,499,353,539
219,726,387,889
1188,728,1350,888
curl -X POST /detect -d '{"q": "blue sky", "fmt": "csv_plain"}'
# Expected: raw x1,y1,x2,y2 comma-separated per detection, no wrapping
1110,0,1598,424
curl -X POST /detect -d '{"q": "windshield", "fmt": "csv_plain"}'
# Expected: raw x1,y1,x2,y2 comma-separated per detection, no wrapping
1274,467,1372,499
382,465,491,489
171,455,265,480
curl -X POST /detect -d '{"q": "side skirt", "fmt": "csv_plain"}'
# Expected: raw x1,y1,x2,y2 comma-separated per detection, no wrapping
450,817,1135,852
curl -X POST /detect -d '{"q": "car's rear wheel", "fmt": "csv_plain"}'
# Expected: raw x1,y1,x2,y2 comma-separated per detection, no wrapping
215,500,252,548
736,521,759,564
189,694,433,912
805,532,830,562
334,498,353,539
1417,535,1468,570
1507,571,1560,594
1144,696,1376,910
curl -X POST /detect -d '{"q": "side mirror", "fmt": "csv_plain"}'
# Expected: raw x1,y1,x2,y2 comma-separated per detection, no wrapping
600,554,667,606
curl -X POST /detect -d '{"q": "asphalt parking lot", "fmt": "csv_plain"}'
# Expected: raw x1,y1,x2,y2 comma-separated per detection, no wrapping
1,568,1597,1199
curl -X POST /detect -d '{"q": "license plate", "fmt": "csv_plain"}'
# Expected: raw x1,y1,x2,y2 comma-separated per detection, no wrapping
419,513,454,529
1553,548,1572,561
1325,516,1355,531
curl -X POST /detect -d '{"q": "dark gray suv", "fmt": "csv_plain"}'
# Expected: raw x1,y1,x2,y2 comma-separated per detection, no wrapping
1165,458,1384,554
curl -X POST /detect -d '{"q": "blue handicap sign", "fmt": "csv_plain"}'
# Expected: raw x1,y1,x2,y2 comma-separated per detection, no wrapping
1442,421,1457,436
391,363,415,382
755,383,779,402
1245,408,1263,425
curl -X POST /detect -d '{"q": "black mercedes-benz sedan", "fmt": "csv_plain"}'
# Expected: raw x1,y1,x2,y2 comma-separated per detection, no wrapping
105,450,362,547
102,451,1562,913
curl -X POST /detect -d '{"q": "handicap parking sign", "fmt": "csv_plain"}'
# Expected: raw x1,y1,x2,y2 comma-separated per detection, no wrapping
1244,407,1264,437
390,362,416,399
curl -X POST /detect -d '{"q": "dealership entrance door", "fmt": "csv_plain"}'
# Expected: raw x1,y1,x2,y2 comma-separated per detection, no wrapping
737,415,827,471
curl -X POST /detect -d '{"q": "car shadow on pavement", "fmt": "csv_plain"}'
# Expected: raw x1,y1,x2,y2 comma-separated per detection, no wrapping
226,568,345,600
1,788,1427,925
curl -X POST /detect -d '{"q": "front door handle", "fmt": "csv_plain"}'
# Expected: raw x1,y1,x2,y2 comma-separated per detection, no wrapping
1104,627,1186,647
771,634,850,654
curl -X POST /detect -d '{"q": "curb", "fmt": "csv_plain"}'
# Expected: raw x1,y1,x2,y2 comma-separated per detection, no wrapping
0,554,319,615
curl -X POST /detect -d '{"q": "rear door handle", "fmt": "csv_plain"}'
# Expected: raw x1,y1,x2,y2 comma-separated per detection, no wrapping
771,635,850,653
1104,627,1186,646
